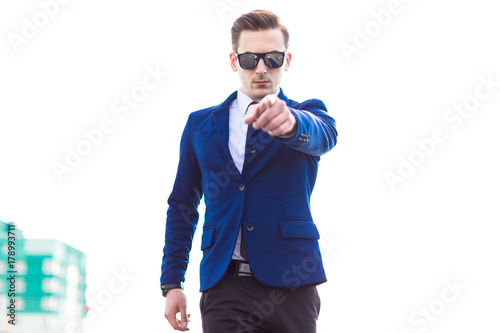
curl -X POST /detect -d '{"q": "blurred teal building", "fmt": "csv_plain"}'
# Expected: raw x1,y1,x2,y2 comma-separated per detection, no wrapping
0,221,86,333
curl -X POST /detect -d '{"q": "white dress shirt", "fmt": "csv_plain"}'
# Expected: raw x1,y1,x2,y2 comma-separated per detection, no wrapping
230,89,280,260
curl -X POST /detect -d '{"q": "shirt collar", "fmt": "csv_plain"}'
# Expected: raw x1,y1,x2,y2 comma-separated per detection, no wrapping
236,89,280,115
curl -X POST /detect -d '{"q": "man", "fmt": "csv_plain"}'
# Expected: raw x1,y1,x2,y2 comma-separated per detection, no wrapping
161,9,338,333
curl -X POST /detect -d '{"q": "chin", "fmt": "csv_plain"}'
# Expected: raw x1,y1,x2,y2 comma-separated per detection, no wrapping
251,87,274,99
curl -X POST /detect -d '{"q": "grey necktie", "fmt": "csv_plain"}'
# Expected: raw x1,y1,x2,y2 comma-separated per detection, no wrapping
245,101,259,141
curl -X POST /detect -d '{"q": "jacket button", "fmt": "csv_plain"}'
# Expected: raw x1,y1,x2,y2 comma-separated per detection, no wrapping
249,146,256,154
239,184,245,192
246,224,254,232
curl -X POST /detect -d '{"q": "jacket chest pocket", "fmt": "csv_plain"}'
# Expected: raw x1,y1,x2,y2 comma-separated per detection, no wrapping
192,128,222,169
192,128,239,181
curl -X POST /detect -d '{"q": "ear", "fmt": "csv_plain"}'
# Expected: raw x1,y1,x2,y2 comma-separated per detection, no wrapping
284,52,292,71
230,52,238,72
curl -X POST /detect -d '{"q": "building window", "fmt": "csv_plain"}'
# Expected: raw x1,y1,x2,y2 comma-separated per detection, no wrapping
42,258,61,275
16,297,25,311
41,296,59,311
16,277,26,293
67,265,79,285
42,278,60,293
16,260,27,275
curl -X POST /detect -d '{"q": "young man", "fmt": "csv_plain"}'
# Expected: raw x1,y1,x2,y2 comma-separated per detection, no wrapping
161,10,338,333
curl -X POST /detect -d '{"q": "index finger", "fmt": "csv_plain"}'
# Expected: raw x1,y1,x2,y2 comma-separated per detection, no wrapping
165,311,180,330
244,103,264,125
244,95,276,125
178,305,189,330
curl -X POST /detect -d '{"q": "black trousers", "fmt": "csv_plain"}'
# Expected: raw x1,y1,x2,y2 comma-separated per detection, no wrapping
200,273,321,333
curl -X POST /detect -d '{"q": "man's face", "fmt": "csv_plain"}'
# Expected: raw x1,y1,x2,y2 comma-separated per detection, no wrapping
230,28,292,101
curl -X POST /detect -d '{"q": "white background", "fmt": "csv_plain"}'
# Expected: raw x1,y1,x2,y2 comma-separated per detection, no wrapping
1,0,499,332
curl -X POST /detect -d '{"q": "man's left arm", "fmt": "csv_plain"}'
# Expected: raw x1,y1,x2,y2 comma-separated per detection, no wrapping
245,95,338,156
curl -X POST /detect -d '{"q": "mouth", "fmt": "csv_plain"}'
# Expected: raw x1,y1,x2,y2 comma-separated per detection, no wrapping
254,80,270,86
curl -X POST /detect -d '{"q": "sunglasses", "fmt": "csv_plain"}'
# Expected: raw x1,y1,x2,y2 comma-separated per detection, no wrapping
234,51,286,70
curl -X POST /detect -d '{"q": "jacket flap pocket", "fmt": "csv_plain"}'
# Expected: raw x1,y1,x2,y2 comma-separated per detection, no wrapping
279,218,320,240
201,226,215,250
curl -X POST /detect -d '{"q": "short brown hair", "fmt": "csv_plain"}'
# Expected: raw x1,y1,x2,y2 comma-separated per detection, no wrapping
231,10,289,52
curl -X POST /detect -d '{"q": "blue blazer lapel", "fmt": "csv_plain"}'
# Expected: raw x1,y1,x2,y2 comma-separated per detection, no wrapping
211,91,238,167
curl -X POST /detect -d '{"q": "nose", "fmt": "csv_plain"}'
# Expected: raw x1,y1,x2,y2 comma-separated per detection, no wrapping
255,58,267,75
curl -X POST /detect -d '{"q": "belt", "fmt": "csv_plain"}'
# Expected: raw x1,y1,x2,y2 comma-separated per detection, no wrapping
227,260,253,277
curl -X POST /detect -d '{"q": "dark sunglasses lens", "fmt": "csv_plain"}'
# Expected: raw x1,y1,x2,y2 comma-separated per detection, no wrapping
239,54,258,69
264,52,284,68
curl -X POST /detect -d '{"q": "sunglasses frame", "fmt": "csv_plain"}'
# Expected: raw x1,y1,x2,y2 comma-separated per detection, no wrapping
233,51,287,70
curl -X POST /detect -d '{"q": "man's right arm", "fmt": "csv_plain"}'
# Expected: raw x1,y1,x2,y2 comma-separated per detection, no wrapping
161,115,203,283
161,115,203,331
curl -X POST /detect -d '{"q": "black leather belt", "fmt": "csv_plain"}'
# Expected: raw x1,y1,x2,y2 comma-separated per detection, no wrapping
227,260,253,277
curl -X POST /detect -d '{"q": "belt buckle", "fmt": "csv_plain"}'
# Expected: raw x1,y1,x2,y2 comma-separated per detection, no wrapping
237,261,253,277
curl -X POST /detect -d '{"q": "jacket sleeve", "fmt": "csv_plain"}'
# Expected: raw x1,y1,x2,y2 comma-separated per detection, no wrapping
160,114,203,284
275,98,338,156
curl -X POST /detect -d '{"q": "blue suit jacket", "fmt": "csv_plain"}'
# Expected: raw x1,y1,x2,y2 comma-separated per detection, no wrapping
161,88,338,292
